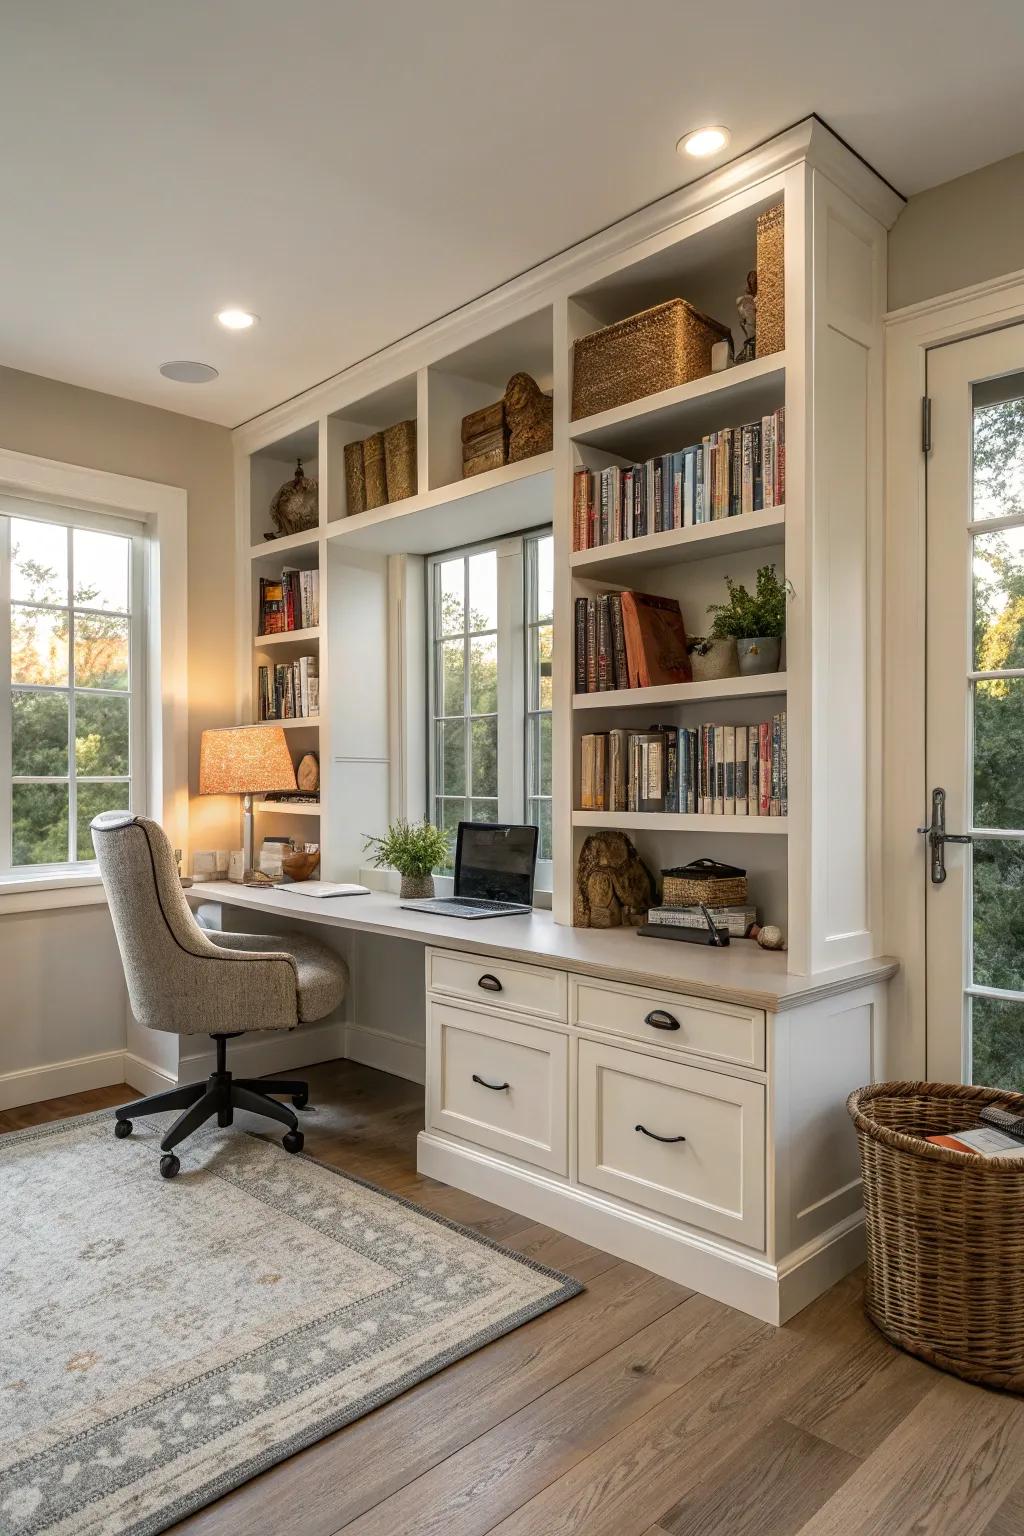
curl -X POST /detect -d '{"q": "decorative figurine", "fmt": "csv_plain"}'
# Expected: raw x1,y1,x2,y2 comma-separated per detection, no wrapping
574,831,653,928
735,269,757,365
268,459,318,538
503,372,553,462
296,752,320,793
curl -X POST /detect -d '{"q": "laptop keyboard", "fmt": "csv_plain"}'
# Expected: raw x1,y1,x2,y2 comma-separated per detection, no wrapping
407,897,528,916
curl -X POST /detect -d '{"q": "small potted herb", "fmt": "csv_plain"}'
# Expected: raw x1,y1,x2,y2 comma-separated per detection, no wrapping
686,634,738,683
707,564,789,675
363,819,452,899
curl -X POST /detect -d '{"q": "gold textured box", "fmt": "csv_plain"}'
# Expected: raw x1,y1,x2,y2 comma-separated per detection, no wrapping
755,204,785,358
383,419,417,503
362,433,387,510
343,440,366,517
571,299,732,421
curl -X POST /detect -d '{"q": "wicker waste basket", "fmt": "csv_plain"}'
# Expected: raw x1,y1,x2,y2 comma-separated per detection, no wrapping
848,1080,1024,1391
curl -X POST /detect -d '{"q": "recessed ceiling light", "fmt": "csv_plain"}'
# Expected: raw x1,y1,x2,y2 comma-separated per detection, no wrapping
159,360,219,384
216,308,258,330
678,126,731,159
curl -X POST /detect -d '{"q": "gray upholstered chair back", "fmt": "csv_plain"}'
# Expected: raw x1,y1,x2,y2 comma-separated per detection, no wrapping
92,813,299,1034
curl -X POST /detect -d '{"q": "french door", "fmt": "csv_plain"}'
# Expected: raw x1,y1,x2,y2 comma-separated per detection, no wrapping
926,324,1024,1086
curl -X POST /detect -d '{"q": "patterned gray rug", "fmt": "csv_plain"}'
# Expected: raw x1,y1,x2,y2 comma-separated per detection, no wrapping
0,1110,581,1536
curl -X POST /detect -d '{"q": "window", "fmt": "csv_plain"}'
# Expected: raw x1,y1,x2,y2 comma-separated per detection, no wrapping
428,529,553,886
0,503,145,874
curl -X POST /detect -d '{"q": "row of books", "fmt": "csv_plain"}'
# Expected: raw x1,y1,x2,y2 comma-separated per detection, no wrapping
572,408,785,551
258,567,320,635
579,714,788,816
574,590,688,693
257,658,320,721
646,904,757,938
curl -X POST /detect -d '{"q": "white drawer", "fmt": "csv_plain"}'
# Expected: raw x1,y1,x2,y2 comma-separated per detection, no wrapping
577,1038,765,1248
428,948,567,1022
427,1000,568,1174
571,975,764,1070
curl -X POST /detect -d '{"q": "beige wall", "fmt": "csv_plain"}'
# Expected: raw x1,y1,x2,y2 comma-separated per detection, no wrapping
888,151,1024,312
0,364,237,850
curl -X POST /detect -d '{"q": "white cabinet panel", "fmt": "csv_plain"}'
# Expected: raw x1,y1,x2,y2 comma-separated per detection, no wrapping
428,948,567,1021
572,975,764,1070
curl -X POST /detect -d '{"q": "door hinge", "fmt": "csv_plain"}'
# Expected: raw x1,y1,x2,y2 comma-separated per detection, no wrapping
921,396,932,455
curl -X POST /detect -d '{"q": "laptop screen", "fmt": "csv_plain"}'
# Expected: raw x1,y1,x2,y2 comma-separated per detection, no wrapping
454,822,538,904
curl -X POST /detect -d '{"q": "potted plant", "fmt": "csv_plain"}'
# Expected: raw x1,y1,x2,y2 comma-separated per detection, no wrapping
363,819,452,899
707,564,789,675
686,634,738,682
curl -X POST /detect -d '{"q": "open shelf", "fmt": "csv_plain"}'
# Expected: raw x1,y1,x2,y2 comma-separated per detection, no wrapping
571,356,785,464
572,506,785,579
573,810,788,834
326,452,553,555
254,800,321,817
250,527,320,562
574,672,787,711
252,717,320,731
254,627,320,648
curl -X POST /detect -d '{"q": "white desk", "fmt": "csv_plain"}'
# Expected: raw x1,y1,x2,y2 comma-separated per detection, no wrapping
186,882,896,1325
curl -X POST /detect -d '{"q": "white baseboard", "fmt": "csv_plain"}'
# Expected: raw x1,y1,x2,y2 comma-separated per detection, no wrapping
417,1130,863,1326
178,1020,346,1081
123,1051,177,1097
0,1049,127,1112
345,1023,425,1085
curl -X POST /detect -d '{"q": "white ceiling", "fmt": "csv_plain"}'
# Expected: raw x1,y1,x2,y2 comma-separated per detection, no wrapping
2,0,1023,428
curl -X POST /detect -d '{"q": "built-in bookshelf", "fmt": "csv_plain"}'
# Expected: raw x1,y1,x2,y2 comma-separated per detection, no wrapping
232,119,897,974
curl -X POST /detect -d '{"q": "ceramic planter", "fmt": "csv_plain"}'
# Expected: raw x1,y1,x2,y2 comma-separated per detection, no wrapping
689,638,738,682
736,636,781,675
399,873,435,899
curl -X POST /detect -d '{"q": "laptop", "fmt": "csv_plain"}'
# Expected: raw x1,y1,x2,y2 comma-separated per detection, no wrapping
402,821,538,919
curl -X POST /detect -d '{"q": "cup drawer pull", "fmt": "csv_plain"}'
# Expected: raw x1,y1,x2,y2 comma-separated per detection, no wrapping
635,1123,686,1144
644,1009,681,1031
477,973,503,992
473,1073,510,1092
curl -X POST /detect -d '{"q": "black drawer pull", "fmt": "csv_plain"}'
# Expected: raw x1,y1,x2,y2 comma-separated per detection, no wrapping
635,1124,686,1144
478,973,503,992
473,1073,510,1092
644,1009,680,1031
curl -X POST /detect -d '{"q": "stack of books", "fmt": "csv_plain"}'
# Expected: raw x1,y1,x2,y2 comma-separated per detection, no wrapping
462,401,507,478
257,657,319,721
258,568,320,634
572,407,785,551
579,713,787,816
574,590,690,693
646,904,757,937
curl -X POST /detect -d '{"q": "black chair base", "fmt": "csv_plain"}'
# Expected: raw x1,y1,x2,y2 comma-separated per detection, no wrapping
114,1034,309,1178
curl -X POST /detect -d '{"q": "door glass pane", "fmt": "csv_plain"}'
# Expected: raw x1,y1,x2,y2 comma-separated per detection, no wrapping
972,385,1024,521
74,612,129,689
73,528,130,612
972,995,1024,1092
12,690,68,775
470,716,497,797
973,525,1024,671
973,839,1024,994
75,691,130,776
77,781,130,859
12,784,68,865
974,678,1024,828
11,606,68,686
11,518,67,605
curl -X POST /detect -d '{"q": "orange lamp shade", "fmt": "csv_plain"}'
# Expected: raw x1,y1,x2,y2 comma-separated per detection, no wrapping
198,726,297,796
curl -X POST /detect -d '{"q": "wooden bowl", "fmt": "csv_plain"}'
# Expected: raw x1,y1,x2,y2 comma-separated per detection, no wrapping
282,850,320,882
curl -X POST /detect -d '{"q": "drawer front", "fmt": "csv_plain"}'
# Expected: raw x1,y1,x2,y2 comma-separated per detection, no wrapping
427,1000,568,1174
428,948,567,1022
571,975,764,1070
577,1038,765,1247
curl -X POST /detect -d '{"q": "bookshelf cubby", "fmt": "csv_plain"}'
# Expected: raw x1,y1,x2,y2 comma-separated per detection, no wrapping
233,120,896,976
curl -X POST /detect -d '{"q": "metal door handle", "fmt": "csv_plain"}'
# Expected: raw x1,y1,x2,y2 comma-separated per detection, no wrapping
644,1009,681,1031
472,1073,510,1092
477,973,503,992
918,787,973,884
635,1124,686,1144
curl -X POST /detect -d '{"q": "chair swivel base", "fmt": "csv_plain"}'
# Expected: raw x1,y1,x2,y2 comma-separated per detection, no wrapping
113,1033,309,1178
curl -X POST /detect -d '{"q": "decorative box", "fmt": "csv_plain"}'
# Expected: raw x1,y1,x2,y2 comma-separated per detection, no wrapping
571,299,732,421
661,858,748,908
383,419,417,503
755,203,785,357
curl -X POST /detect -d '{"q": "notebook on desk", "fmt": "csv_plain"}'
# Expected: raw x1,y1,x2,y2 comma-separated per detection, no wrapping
402,822,538,919
279,881,370,898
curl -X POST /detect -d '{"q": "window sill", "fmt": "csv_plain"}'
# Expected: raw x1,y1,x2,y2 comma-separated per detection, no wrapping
0,867,107,915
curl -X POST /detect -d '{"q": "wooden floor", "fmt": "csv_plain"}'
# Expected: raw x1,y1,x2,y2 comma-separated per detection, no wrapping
5,1061,1024,1536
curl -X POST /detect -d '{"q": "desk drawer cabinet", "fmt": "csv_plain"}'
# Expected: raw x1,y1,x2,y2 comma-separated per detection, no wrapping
427,1000,568,1174
572,975,765,1070
577,1038,765,1247
428,949,568,1022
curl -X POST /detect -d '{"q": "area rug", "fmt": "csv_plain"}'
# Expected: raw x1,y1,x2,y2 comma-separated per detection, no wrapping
0,1110,581,1536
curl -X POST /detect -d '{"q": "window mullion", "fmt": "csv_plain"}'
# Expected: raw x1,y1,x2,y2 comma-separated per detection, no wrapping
0,516,11,874
66,523,76,863
462,556,470,815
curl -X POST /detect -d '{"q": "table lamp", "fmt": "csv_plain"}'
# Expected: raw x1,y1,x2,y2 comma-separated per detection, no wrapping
199,726,297,872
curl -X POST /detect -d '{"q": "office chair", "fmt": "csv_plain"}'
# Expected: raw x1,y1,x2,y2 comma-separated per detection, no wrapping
92,812,348,1178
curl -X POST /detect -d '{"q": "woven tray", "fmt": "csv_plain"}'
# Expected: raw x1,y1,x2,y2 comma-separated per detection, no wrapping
755,204,785,358
848,1080,1024,1391
572,299,732,421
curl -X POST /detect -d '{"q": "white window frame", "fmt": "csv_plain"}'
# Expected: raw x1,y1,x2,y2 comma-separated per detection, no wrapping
0,449,187,912
426,526,552,893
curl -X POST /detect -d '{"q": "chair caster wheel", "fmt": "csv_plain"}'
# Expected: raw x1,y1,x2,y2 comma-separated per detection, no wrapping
282,1130,304,1154
114,1118,133,1139
159,1154,180,1179
292,1091,308,1110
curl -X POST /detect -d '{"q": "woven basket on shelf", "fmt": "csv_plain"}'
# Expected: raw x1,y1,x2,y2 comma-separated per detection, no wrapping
755,203,785,357
661,859,747,907
848,1080,1024,1391
571,299,732,421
